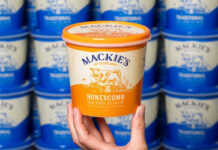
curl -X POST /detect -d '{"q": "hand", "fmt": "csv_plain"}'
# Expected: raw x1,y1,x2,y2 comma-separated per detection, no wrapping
67,104,147,150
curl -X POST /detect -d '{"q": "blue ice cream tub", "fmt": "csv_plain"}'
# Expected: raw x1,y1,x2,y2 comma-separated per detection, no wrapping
156,0,166,29
166,0,218,31
91,0,101,21
27,0,38,29
0,27,29,88
100,0,156,28
27,36,38,85
105,84,161,149
0,81,34,149
143,28,160,88
35,0,90,32
163,29,218,90
34,85,79,149
163,85,218,149
0,0,25,30
32,30,70,92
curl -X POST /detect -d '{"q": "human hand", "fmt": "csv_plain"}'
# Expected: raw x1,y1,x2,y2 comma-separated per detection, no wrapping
67,104,147,150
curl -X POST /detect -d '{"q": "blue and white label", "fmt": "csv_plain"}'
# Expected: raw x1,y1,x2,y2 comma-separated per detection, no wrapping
0,39,27,87
100,0,156,28
37,97,73,144
106,96,158,145
35,0,90,31
166,0,218,30
34,40,70,90
0,0,25,29
0,95,30,143
166,96,218,146
143,39,158,87
165,39,218,89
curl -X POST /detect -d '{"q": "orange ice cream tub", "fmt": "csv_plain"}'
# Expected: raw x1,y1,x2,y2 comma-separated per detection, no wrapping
62,21,151,117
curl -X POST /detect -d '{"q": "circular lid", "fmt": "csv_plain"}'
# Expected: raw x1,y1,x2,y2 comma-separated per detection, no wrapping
142,84,162,97
163,28,218,39
164,84,218,97
0,81,33,97
31,29,62,39
62,21,151,48
0,27,29,39
34,85,71,98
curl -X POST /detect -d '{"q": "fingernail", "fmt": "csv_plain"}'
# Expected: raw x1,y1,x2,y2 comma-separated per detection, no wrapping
136,105,145,117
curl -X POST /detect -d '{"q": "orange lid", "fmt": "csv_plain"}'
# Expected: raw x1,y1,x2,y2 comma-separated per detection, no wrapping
62,21,151,48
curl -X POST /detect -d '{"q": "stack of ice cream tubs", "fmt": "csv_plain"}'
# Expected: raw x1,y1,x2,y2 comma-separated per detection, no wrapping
162,0,218,149
28,0,91,149
0,0,34,149
96,0,163,149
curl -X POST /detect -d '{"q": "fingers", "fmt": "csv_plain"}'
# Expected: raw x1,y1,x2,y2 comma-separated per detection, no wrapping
67,104,86,149
96,118,115,144
73,108,114,150
83,116,103,141
129,105,147,149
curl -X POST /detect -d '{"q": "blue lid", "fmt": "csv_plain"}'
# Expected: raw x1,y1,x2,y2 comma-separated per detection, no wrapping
150,27,161,39
34,85,71,98
0,27,29,39
163,137,218,150
163,28,218,39
0,81,33,97
31,29,62,39
35,137,80,150
142,84,162,97
0,135,34,150
164,84,218,97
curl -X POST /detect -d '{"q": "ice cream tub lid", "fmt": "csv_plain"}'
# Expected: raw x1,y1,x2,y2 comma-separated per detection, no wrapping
31,29,62,39
0,81,33,97
62,21,151,48
142,83,162,97
0,27,29,39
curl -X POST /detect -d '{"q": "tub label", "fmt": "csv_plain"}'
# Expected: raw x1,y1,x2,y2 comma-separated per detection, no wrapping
0,96,30,127
166,96,218,144
100,0,155,26
37,97,71,126
0,0,24,14
166,0,218,30
165,39,218,88
144,39,158,71
67,45,145,115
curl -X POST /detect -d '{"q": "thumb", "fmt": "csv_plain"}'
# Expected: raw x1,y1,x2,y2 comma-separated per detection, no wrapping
130,105,146,145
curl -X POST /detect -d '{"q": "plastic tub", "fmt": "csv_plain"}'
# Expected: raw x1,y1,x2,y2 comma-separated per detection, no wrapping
0,27,29,88
166,0,218,31
91,0,101,21
100,0,156,28
27,0,38,29
35,0,90,32
163,29,218,90
34,85,79,150
143,28,160,87
163,85,218,149
32,30,70,92
0,0,25,30
0,81,34,149
62,21,151,117
105,84,161,149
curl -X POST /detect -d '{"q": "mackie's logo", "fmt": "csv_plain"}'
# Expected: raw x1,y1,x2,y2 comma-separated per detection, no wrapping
175,100,209,111
176,42,210,53
82,53,131,66
45,43,66,52
0,43,17,52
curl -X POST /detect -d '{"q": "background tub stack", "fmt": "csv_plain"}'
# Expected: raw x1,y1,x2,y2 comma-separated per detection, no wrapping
97,0,163,149
0,0,34,149
28,0,91,149
163,0,218,149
